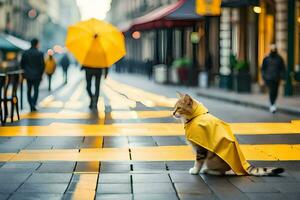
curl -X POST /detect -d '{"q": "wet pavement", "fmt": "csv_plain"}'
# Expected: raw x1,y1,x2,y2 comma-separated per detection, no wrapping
0,71,299,200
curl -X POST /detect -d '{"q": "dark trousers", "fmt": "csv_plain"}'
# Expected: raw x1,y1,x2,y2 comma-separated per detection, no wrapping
85,69,102,105
266,80,279,105
26,79,40,109
63,69,68,84
47,75,52,91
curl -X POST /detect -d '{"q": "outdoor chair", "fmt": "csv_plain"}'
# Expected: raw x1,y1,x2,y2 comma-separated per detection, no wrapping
3,72,21,123
0,74,6,125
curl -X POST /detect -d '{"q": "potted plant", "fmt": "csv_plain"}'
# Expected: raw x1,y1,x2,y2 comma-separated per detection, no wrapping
233,59,251,93
171,57,192,85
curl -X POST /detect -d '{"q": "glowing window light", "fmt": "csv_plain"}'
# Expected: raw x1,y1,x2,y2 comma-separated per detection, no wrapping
253,6,262,14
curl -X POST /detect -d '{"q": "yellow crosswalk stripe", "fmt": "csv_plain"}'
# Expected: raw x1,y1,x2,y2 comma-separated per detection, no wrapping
1,145,300,162
1,122,299,137
19,110,173,120
66,174,98,200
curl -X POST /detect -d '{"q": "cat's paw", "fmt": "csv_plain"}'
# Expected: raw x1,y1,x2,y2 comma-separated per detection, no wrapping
189,167,200,175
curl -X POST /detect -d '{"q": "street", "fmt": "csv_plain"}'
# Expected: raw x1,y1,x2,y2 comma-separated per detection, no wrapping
0,70,299,200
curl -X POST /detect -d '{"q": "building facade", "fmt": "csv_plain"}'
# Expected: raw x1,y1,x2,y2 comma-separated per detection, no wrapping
0,0,80,50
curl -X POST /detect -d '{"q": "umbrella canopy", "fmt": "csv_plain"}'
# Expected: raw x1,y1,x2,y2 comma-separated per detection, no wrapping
65,18,126,68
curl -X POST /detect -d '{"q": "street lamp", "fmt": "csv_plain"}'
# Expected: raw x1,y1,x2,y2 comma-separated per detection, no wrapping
132,31,141,40
28,9,37,19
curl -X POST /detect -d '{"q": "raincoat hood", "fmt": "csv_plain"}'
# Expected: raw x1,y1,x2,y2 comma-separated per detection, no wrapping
184,101,250,175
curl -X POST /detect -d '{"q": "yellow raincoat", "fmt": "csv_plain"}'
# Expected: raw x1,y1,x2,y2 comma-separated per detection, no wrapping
184,102,251,175
45,57,56,75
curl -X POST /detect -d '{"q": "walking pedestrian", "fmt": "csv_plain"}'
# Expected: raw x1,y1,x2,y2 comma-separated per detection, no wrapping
261,44,286,113
82,66,108,109
44,54,56,91
60,53,70,84
20,38,45,112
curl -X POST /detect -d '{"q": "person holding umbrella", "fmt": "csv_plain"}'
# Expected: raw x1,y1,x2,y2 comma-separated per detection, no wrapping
65,18,126,110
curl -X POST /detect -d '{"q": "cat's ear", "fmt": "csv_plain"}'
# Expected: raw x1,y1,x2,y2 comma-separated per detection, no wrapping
184,94,193,106
176,91,184,98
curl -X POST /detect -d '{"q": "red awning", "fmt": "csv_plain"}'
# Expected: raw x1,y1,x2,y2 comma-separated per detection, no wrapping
122,0,203,32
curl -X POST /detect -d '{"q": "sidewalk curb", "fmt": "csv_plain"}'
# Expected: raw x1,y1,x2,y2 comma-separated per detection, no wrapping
197,91,300,116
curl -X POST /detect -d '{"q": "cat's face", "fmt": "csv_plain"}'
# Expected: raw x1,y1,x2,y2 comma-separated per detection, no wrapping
173,93,194,119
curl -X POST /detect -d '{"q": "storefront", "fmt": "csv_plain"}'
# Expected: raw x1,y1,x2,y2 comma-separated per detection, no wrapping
120,0,219,86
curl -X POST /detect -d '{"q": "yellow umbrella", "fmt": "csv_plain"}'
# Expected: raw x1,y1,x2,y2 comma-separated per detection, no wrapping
65,18,126,68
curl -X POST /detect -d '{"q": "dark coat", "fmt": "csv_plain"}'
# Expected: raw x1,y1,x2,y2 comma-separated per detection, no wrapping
21,47,45,80
262,52,286,82
60,54,70,71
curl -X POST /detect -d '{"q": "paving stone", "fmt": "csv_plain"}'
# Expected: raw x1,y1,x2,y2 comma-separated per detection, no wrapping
287,170,300,181
9,193,63,200
81,136,103,148
228,177,279,193
133,183,175,194
95,194,133,200
271,182,300,193
175,183,211,194
97,183,131,194
132,173,171,183
0,168,36,174
166,161,194,171
178,194,218,200
0,183,21,193
132,162,166,171
100,162,131,173
26,173,72,183
170,173,205,183
237,134,300,144
1,162,40,170
103,137,128,148
134,194,178,200
98,173,131,183
75,162,99,173
17,183,68,193
153,136,185,146
245,193,286,200
201,176,249,200
0,194,9,200
0,173,31,183
37,162,75,173
283,193,300,200
0,147,20,153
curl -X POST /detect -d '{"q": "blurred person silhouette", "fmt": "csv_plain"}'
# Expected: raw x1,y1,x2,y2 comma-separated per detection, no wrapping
82,66,109,109
60,53,70,84
44,52,56,91
21,38,45,112
262,44,286,113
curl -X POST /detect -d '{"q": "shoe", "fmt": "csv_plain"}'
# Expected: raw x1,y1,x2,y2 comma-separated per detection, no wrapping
269,105,277,114
89,100,93,109
30,107,37,112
